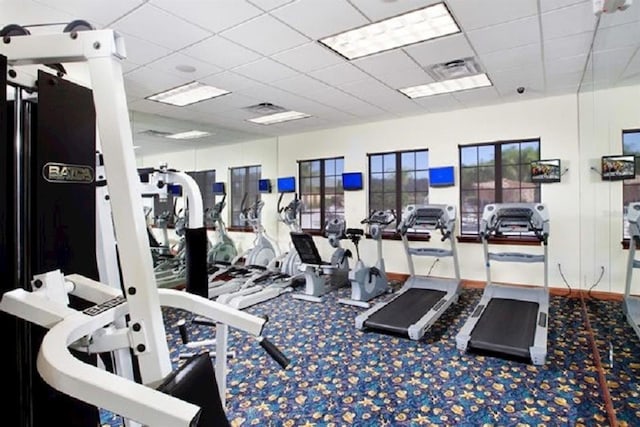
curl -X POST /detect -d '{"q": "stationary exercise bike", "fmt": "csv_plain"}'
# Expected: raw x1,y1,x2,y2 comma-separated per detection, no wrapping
206,193,237,269
339,210,396,308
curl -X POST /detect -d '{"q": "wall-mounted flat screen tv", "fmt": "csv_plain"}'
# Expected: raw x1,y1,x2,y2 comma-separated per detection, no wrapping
429,166,455,187
602,155,636,181
342,172,363,191
258,178,272,193
277,176,296,193
212,182,226,195
531,159,561,183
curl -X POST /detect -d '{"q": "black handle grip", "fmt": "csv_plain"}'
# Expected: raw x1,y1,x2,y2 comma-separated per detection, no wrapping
259,338,290,369
178,320,189,344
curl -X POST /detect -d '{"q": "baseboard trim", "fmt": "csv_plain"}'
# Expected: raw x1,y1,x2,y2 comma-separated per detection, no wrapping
386,273,623,301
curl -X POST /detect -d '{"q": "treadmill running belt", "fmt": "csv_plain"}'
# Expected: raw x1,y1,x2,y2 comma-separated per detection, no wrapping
469,298,539,359
363,288,446,336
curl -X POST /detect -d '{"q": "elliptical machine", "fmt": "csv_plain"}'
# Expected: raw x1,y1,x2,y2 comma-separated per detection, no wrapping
206,192,237,269
339,210,395,308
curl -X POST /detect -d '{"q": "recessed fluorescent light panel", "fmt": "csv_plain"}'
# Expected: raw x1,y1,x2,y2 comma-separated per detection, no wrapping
399,73,492,99
146,81,229,106
165,130,212,140
248,111,310,125
319,2,459,60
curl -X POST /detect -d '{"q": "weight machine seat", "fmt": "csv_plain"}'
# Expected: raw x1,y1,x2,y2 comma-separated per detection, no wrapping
290,232,330,266
156,352,230,427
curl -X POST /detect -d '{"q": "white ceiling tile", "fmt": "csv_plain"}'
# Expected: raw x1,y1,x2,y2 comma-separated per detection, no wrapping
272,0,368,40
150,0,263,33
590,46,637,82
125,66,192,96
129,98,181,115
452,86,502,107
481,43,542,73
621,49,640,79
599,2,640,28
543,31,593,60
186,93,260,113
467,16,541,54
220,14,309,55
347,0,441,22
2,0,74,27
247,0,294,11
32,0,142,26
404,34,475,67
147,52,222,79
340,77,396,100
272,42,344,73
270,74,333,96
539,0,589,12
374,66,433,89
490,64,545,96
412,93,463,112
541,2,598,40
112,4,211,50
545,53,588,75
183,36,262,69
546,70,583,88
593,21,640,52
448,0,537,31
232,58,299,83
352,50,418,76
309,62,370,86
199,71,259,92
120,33,172,65
122,60,142,74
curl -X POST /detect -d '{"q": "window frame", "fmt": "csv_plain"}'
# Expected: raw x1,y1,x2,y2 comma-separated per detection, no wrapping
228,165,261,232
458,138,542,244
298,156,345,234
622,128,640,246
367,148,430,240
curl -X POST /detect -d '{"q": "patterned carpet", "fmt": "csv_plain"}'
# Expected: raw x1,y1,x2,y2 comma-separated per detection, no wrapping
98,286,634,427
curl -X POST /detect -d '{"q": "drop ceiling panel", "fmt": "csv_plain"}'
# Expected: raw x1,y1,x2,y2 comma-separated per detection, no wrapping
546,70,583,89
481,43,542,73
309,62,371,86
150,0,262,33
270,74,333,97
220,14,309,56
412,93,463,112
448,0,538,31
539,0,589,12
183,36,262,69
33,0,143,26
621,49,640,79
147,53,222,79
232,58,299,83
185,93,260,114
374,66,433,89
452,86,502,107
467,16,541,54
272,0,368,40
541,2,597,40
125,66,192,95
340,77,401,102
247,0,295,11
3,0,73,27
404,34,476,67
352,50,420,77
112,4,211,50
592,22,640,52
272,42,344,73
347,0,441,22
490,64,545,96
598,2,640,28
120,33,172,66
590,47,638,82
200,71,259,92
545,53,588,75
543,31,593,60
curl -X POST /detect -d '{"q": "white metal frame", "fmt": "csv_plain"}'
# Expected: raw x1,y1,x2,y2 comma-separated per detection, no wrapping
624,202,640,340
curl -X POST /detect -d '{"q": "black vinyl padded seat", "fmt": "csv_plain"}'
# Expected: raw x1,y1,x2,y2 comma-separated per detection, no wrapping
156,352,230,427
363,288,446,336
290,232,330,265
469,298,539,359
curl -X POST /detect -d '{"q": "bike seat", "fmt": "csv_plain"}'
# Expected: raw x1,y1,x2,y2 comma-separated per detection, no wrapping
346,228,364,236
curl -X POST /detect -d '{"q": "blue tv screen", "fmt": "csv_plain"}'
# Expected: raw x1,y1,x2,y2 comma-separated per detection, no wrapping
277,176,296,193
168,183,182,196
258,179,272,193
429,166,455,187
342,172,363,191
212,182,226,195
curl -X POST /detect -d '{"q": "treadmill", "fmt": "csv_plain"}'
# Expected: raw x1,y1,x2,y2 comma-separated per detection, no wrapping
623,202,640,340
455,203,550,365
356,204,462,340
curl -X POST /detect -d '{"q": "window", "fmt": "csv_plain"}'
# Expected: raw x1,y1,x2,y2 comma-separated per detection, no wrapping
187,169,216,226
459,139,540,236
153,193,176,227
230,165,261,228
299,157,344,231
623,129,640,239
368,149,429,217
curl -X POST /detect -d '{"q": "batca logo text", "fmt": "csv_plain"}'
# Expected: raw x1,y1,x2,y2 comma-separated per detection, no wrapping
43,162,94,183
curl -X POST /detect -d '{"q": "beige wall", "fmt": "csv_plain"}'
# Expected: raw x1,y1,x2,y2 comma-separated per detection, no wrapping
138,87,640,294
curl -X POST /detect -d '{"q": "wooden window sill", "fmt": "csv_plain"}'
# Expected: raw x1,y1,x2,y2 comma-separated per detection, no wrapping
227,226,254,233
457,235,542,246
621,239,640,249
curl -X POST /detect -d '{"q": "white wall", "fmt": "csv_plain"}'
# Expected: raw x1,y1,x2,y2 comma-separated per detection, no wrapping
138,87,640,294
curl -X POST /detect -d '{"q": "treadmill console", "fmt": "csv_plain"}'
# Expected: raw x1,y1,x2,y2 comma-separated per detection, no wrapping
399,204,456,236
481,203,549,240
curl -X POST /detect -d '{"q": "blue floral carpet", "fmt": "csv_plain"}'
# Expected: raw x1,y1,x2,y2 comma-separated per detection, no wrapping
100,287,624,426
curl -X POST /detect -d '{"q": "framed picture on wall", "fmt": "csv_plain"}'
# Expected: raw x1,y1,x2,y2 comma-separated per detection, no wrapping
530,159,561,183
